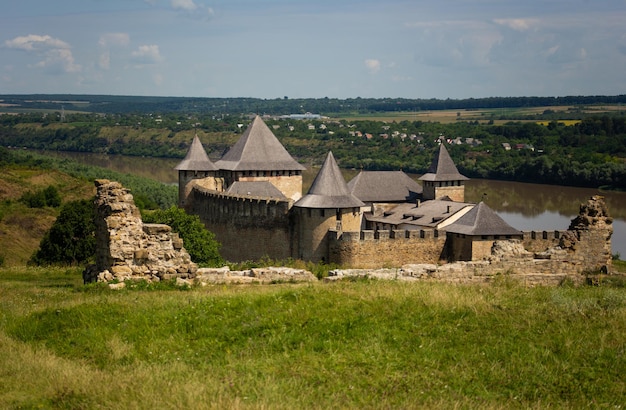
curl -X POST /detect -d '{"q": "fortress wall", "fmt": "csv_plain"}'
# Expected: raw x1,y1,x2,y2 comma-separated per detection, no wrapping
238,174,303,201
522,231,564,252
329,229,446,268
188,185,294,262
435,185,465,202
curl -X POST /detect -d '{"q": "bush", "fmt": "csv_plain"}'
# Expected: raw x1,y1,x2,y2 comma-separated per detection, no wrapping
19,185,61,208
29,199,96,266
142,206,223,267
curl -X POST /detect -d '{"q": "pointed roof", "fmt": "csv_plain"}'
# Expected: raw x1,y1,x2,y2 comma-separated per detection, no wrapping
174,135,218,171
419,144,468,182
348,171,422,203
444,202,522,236
215,116,306,171
294,152,365,209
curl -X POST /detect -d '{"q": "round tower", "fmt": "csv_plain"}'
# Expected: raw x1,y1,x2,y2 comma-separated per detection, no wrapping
293,152,364,262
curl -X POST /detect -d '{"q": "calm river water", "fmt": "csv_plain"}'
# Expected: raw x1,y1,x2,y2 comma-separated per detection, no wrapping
43,151,626,257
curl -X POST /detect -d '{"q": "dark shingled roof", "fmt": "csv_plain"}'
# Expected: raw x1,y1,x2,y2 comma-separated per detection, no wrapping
365,199,474,229
444,202,522,236
348,171,422,203
294,152,365,209
174,135,218,171
226,181,286,199
419,144,468,182
215,116,306,171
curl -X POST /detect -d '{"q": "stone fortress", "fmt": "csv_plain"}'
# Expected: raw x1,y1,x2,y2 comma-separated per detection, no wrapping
176,115,614,282
86,115,614,285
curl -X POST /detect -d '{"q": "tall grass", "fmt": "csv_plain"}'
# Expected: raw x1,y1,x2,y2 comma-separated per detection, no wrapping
1,267,625,409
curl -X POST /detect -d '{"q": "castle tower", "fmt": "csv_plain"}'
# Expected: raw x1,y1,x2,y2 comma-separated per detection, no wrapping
419,143,469,202
174,135,219,207
293,152,364,262
215,116,306,201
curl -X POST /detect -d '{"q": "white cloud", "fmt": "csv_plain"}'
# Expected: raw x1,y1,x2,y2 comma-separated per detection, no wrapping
365,59,381,74
5,34,70,52
98,33,130,48
4,34,81,73
153,73,164,86
171,0,197,11
131,45,163,64
493,18,539,32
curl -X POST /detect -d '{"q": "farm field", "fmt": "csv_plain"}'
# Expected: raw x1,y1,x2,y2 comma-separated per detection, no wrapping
1,267,625,409
334,104,625,124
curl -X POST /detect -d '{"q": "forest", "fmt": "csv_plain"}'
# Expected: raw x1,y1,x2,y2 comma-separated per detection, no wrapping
2,93,626,115
1,94,625,190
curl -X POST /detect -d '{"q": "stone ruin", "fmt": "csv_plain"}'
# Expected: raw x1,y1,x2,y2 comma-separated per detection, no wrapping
83,179,317,286
83,179,198,284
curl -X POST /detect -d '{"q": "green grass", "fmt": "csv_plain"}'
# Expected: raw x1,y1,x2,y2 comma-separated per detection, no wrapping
1,267,625,409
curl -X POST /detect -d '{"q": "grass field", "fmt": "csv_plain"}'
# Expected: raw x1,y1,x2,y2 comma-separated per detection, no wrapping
334,104,625,124
1,267,625,409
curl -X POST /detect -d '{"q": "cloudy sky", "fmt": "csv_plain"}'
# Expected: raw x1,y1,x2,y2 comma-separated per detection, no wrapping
1,0,625,99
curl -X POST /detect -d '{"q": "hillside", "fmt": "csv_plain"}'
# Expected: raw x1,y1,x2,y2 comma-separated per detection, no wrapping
0,166,94,266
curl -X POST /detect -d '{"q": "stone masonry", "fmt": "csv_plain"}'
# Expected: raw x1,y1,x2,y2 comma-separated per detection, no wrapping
83,179,198,284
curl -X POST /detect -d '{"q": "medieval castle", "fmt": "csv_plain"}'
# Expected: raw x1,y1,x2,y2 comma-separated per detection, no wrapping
173,115,614,276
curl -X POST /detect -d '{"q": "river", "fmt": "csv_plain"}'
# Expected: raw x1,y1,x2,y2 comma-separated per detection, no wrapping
42,151,626,258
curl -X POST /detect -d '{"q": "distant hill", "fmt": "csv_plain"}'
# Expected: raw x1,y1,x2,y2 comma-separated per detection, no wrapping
0,167,94,266
1,94,625,115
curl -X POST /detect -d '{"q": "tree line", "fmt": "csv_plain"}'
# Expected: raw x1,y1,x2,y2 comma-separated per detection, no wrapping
2,93,625,115
1,111,625,190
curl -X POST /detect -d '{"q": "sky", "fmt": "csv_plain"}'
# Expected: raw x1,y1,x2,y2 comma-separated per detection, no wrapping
1,0,626,99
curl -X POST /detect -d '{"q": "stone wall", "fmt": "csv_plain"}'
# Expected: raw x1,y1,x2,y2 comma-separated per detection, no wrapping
329,229,446,268
83,179,197,283
187,184,294,262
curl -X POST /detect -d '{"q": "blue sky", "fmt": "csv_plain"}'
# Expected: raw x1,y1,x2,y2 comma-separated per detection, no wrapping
1,0,625,99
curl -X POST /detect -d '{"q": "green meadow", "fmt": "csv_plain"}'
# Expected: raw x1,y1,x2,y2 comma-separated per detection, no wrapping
1,267,625,409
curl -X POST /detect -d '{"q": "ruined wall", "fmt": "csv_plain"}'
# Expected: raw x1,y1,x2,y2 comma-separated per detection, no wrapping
329,229,446,268
187,184,293,262
84,179,197,283
562,196,613,272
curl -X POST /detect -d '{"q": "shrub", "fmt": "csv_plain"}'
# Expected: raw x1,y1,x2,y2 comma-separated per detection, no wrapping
29,199,96,266
19,185,62,208
142,206,223,267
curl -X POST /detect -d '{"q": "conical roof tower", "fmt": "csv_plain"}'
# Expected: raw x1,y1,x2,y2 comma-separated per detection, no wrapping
175,134,217,171
419,143,468,182
419,143,468,202
295,152,364,209
216,116,305,171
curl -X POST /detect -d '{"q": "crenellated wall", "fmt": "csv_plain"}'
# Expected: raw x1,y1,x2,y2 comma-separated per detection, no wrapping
326,196,613,274
328,229,446,268
187,183,294,262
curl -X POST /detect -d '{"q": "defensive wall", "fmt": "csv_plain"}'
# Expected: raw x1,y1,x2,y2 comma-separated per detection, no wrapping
326,193,612,274
186,183,294,262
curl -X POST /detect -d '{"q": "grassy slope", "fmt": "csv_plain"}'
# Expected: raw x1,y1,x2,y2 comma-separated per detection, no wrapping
0,167,94,265
0,268,625,409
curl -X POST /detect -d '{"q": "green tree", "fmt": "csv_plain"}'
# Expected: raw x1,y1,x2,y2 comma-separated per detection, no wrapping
143,206,223,267
30,199,96,266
